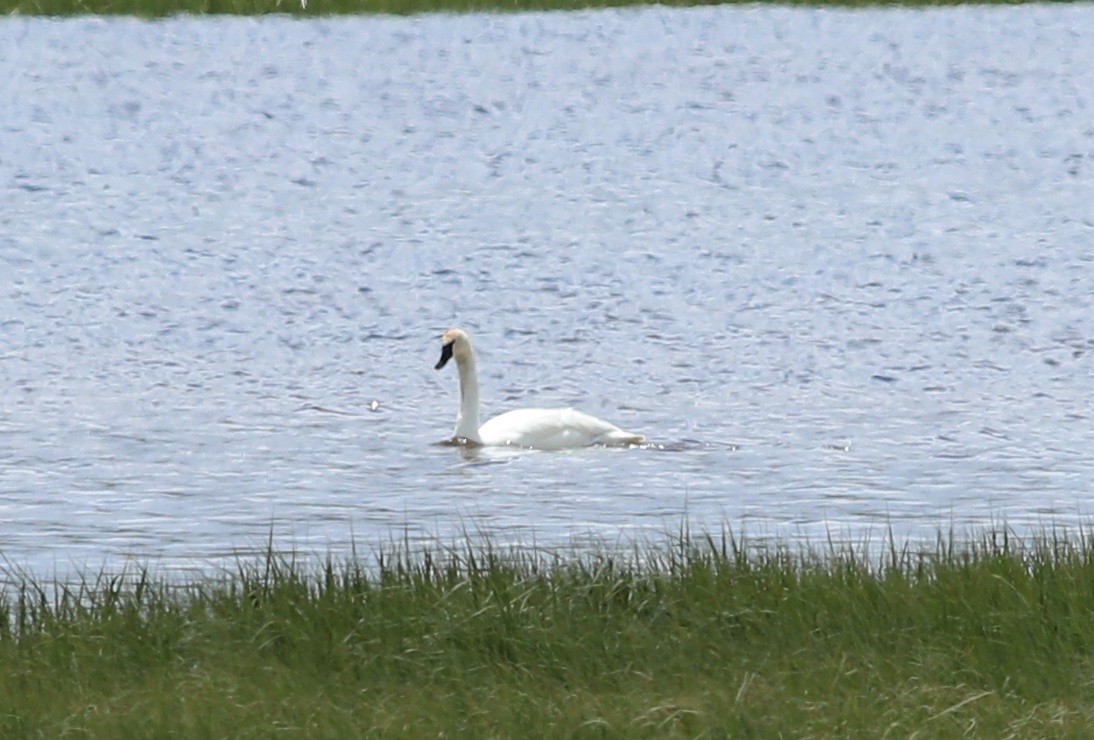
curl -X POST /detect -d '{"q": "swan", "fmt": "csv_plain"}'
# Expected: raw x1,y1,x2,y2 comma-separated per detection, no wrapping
434,328,644,450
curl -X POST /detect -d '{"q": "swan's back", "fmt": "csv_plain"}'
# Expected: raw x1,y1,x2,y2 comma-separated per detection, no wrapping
478,407,644,450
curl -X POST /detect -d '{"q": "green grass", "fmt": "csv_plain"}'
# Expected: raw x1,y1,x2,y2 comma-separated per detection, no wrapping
0,0,1060,18
1,527,1093,735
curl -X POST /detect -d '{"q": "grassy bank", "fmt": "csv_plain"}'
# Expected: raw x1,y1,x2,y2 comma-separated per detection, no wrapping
1,529,1092,735
0,0,1054,18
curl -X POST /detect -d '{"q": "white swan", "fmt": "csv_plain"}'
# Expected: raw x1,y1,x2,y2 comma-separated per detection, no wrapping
434,328,644,450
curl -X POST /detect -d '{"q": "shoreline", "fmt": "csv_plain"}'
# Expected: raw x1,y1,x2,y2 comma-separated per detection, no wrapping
1,527,1091,733
2,0,1070,18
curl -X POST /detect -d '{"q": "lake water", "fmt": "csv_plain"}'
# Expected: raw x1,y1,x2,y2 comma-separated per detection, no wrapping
1,5,1092,577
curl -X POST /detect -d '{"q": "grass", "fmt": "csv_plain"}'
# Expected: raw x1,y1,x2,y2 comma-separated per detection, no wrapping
0,527,1092,735
0,0,1062,19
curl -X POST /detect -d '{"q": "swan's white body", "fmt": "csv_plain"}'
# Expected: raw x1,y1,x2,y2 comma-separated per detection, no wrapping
435,328,644,450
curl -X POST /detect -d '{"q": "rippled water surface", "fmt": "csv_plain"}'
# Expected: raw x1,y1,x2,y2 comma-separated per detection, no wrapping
1,6,1092,575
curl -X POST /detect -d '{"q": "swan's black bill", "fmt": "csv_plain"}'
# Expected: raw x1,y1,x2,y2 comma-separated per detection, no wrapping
435,342,454,370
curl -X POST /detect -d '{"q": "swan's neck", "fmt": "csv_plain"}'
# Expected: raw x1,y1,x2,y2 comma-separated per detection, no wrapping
454,350,483,443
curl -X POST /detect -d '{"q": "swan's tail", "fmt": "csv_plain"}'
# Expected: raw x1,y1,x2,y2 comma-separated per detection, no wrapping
601,429,645,446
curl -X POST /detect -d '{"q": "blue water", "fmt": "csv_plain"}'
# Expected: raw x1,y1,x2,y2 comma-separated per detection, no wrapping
1,5,1092,576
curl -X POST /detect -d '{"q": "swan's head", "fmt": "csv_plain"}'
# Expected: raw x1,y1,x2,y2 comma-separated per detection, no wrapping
435,327,472,370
